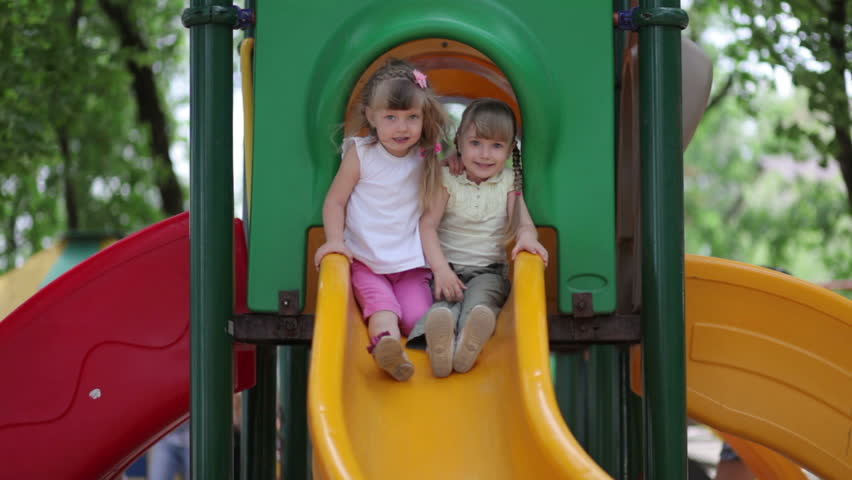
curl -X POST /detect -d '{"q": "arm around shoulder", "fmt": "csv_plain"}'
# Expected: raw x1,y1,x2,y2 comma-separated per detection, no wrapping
419,186,449,270
420,187,465,301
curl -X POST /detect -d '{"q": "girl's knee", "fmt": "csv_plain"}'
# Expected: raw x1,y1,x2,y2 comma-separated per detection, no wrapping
398,307,427,337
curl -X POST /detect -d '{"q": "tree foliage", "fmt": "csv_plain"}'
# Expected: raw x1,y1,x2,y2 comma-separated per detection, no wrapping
683,0,852,285
685,88,852,282
0,0,186,272
688,0,851,212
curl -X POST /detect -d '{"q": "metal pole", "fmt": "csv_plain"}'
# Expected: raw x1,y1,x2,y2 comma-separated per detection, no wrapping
589,345,621,477
234,0,277,477
279,345,311,480
554,350,589,447
189,0,234,477
243,345,278,479
638,0,686,478
619,347,643,479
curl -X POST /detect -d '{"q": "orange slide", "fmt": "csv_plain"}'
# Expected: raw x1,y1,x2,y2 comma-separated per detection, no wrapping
635,255,851,480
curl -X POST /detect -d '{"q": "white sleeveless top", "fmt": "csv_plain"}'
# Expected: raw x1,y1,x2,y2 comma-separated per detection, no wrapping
438,166,515,267
343,137,426,274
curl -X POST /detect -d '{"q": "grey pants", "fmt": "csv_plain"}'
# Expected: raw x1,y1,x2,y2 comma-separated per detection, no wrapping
407,263,510,348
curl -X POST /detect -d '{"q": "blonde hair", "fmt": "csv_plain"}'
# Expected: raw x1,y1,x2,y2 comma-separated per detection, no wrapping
454,98,524,243
347,59,450,208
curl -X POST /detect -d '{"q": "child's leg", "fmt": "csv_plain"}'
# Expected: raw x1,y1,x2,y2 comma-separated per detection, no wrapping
351,261,414,381
390,267,434,336
367,310,401,339
368,311,414,381
453,266,510,373
391,267,456,377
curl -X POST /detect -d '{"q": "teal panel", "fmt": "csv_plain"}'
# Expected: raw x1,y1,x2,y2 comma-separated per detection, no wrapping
41,239,104,287
248,0,615,313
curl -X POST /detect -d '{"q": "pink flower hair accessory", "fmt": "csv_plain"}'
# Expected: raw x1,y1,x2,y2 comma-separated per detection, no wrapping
412,69,428,89
420,142,443,157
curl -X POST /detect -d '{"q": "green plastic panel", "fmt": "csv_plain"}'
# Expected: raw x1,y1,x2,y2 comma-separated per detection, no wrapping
248,0,615,313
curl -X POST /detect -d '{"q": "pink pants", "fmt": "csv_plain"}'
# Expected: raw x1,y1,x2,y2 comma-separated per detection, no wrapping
350,260,433,337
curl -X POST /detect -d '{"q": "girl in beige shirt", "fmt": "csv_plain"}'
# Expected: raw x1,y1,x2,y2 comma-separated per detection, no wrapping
408,98,548,377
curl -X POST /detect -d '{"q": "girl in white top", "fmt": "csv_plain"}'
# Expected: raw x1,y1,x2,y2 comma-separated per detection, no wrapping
314,59,450,381
412,98,548,377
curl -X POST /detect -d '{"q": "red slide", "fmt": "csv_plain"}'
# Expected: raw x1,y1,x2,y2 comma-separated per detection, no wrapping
0,213,256,479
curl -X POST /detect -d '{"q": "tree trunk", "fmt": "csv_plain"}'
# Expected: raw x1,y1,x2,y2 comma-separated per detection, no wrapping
98,0,184,216
57,127,80,231
827,0,852,212
5,194,22,268
704,74,735,114
835,127,852,213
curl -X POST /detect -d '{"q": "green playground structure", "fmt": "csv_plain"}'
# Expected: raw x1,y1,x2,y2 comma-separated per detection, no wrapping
186,0,687,478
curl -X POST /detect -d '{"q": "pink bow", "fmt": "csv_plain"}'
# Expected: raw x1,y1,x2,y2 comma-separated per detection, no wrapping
413,69,428,89
420,143,443,156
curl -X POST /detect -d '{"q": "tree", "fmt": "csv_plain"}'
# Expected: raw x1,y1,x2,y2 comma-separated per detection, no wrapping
684,80,852,283
689,0,851,212
0,0,186,271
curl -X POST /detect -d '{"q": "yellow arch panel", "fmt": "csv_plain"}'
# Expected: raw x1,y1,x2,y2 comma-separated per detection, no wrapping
0,242,66,321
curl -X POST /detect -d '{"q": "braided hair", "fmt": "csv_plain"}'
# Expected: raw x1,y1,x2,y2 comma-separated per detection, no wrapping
349,59,450,207
454,98,524,243
511,143,523,194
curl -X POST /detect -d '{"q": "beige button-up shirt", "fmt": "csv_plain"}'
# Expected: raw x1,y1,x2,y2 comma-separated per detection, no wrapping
437,166,515,267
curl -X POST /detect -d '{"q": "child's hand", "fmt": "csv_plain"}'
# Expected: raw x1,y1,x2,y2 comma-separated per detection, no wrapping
432,267,466,302
314,240,353,270
511,238,549,267
440,150,464,176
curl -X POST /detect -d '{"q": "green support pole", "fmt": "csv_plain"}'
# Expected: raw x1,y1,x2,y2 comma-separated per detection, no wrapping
638,1,687,479
613,3,632,476
620,347,644,479
243,345,277,480
554,350,589,447
279,346,311,480
588,346,621,477
188,0,234,478
234,0,277,477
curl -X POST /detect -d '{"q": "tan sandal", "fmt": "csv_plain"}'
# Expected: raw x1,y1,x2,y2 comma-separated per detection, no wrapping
453,305,496,373
424,307,455,378
368,332,414,381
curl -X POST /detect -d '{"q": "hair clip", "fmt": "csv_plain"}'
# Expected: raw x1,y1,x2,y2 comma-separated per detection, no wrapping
420,142,442,156
412,69,428,89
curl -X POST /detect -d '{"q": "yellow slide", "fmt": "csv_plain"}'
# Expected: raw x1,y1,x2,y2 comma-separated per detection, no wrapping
308,253,610,480
683,255,851,480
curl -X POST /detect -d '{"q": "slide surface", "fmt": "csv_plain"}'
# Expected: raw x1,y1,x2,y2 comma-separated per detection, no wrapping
308,253,610,480
682,255,851,480
0,213,255,480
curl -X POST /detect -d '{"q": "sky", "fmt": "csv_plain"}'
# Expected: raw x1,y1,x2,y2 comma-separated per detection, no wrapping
170,57,245,218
